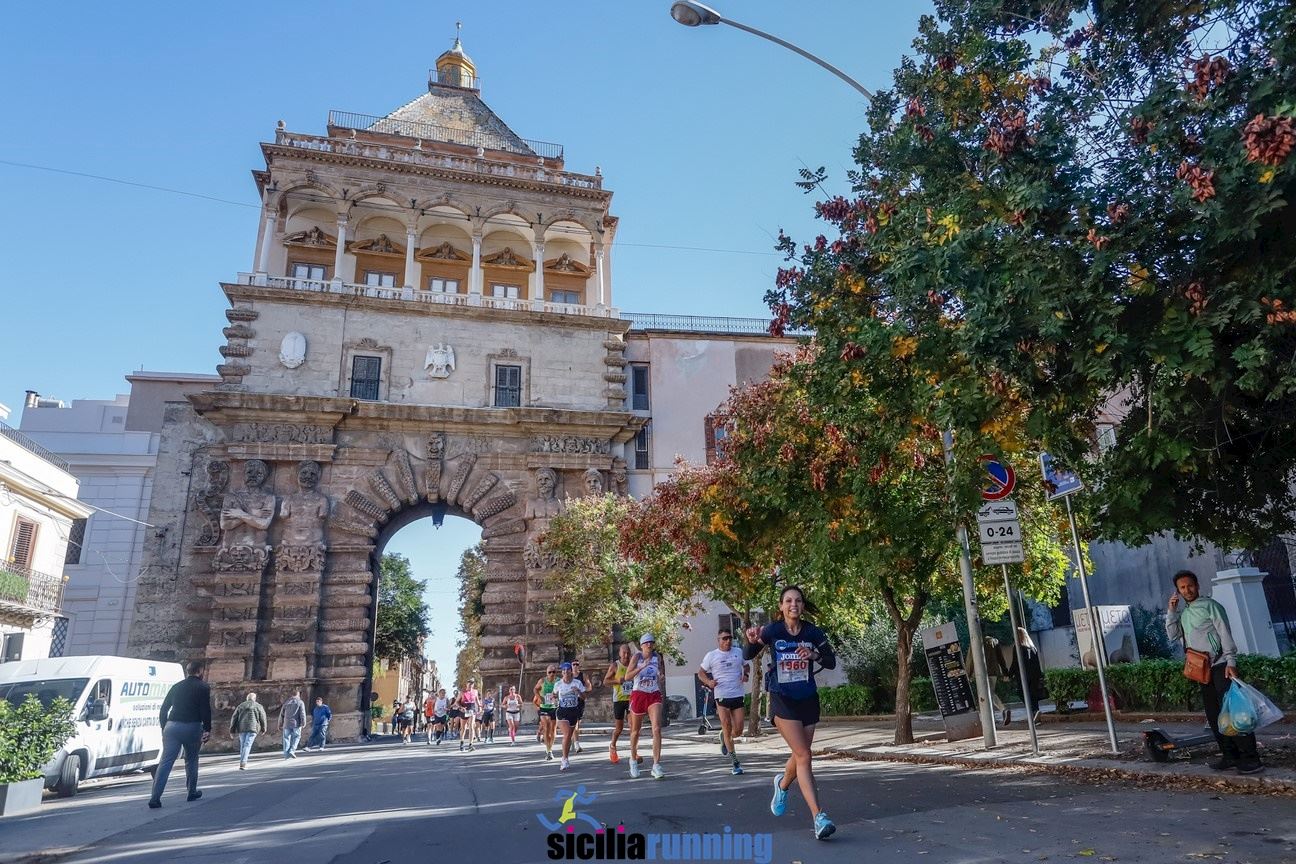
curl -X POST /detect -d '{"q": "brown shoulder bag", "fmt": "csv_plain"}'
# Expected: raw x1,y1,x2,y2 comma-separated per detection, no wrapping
1182,647,1212,684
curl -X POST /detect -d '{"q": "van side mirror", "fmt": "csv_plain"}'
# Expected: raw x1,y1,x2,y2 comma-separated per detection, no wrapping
87,701,109,722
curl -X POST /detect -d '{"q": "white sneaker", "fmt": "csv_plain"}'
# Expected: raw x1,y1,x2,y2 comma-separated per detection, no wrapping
629,759,640,779
651,763,665,780
560,757,570,771
575,743,583,754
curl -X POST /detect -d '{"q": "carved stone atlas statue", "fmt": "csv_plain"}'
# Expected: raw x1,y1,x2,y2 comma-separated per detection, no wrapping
276,460,329,572
214,459,276,573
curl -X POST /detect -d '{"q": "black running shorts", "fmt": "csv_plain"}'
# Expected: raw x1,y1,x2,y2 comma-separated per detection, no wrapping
769,692,820,726
716,696,746,711
556,706,581,725
612,700,630,721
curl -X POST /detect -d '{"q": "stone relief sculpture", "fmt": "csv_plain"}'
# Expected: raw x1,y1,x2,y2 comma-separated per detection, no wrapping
276,460,329,572
195,459,230,547
279,332,307,369
424,343,456,379
425,433,446,501
524,468,565,520
582,468,605,497
214,460,276,572
611,457,629,497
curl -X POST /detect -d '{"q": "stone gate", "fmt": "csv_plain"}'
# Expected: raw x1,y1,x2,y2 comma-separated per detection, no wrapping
126,41,644,737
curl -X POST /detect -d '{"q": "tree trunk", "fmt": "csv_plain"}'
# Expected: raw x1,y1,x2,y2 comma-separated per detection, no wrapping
894,623,916,744
747,645,765,737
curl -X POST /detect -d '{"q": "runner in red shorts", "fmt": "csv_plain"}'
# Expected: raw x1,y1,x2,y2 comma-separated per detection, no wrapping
625,633,666,779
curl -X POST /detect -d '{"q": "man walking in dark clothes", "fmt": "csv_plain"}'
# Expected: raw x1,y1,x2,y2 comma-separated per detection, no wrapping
148,660,212,808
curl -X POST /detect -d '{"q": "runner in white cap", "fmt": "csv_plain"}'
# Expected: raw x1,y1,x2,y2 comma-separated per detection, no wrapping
553,662,587,771
624,633,666,779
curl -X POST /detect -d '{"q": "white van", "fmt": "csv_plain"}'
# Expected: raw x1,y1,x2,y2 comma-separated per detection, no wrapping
0,656,185,796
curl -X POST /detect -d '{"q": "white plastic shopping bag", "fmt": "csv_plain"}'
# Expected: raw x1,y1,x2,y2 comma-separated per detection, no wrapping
1233,678,1284,730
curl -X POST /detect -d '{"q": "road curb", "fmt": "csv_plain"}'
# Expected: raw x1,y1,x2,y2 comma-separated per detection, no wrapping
816,744,1296,798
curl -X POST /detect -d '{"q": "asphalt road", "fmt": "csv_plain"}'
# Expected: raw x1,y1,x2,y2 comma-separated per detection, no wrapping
6,727,1295,864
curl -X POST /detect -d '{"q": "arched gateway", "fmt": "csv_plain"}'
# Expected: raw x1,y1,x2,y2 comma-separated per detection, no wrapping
127,41,642,738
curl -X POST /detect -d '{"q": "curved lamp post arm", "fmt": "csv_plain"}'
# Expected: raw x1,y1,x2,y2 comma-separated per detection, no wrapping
670,1,874,103
720,17,875,103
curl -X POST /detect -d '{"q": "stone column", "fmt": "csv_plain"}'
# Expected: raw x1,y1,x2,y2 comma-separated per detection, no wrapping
333,215,348,286
1211,567,1281,656
531,240,545,310
595,247,607,307
403,227,418,296
469,233,483,305
256,208,277,276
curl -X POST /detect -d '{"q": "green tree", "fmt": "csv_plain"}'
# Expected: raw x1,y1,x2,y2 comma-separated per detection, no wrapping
767,0,1296,551
455,544,486,685
374,553,430,663
540,495,696,662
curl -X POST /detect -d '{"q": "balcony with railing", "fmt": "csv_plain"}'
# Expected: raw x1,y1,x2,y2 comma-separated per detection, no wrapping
235,273,620,319
623,312,813,337
0,563,65,622
275,127,600,191
0,420,71,471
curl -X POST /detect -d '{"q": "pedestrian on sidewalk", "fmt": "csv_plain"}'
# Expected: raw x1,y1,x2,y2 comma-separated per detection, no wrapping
1166,570,1264,774
229,691,268,769
147,660,211,808
966,636,1010,726
745,585,837,841
307,696,331,750
1006,627,1045,724
280,690,307,759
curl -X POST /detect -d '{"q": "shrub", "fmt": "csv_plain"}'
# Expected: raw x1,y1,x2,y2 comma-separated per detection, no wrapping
909,677,937,713
0,695,75,784
1043,654,1296,713
818,685,876,716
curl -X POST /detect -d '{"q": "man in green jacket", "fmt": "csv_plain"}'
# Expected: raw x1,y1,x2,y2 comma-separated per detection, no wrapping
230,692,268,770
1166,570,1263,774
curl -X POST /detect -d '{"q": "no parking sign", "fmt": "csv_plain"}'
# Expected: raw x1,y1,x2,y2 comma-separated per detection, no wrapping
979,455,1016,501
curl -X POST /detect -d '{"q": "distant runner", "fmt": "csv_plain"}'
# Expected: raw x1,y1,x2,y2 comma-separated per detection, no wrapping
554,663,587,771
625,633,666,780
603,643,633,764
533,665,559,761
503,686,523,745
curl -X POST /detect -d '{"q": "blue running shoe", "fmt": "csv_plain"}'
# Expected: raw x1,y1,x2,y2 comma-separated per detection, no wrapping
814,811,836,840
731,761,744,776
770,774,788,816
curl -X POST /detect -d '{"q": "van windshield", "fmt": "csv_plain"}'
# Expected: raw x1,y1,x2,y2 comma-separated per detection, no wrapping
0,678,90,709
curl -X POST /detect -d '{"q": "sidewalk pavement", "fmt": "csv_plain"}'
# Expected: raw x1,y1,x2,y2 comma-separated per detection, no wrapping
798,711,1296,797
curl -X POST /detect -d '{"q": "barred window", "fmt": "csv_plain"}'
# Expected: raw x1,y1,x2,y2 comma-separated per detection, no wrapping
634,426,650,470
65,518,87,566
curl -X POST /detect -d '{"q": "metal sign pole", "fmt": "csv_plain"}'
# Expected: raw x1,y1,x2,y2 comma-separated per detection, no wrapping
1001,563,1040,756
944,430,997,748
1064,494,1119,754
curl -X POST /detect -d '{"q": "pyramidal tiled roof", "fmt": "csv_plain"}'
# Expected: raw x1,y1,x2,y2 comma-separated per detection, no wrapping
372,85,536,157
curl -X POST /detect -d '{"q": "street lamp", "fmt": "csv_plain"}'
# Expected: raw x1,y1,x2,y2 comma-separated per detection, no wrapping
669,0,1002,749
668,1,875,103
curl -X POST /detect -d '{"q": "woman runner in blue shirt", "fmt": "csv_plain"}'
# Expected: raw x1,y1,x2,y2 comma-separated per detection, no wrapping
745,585,837,841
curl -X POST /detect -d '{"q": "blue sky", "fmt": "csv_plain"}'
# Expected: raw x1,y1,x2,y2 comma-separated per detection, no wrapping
0,0,932,676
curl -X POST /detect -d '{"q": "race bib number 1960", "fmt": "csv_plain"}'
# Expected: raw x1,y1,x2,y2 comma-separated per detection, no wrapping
775,641,809,684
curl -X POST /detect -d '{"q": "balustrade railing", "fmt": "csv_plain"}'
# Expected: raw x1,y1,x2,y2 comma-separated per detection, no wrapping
328,109,563,160
623,312,813,336
0,421,71,471
0,563,65,616
236,274,619,319
276,130,600,190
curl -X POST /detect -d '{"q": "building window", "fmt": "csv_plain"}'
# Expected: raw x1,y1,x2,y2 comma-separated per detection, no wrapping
9,516,38,570
549,289,580,305
65,518,87,566
494,364,522,408
290,262,327,280
490,283,521,299
428,277,460,294
634,426,650,470
630,364,650,411
704,414,730,465
350,355,382,400
364,271,397,288
1,632,23,663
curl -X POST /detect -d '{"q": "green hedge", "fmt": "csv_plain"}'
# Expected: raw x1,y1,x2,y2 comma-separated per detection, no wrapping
0,695,76,784
909,677,938,713
818,685,876,716
1043,654,1296,713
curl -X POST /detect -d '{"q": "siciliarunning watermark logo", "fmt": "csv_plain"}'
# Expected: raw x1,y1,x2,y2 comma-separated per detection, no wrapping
536,785,773,863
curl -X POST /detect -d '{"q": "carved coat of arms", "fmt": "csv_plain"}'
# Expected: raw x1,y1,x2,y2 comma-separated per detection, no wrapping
425,343,456,379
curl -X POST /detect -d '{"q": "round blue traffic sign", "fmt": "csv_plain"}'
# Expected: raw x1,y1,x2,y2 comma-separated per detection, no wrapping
980,455,1016,501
